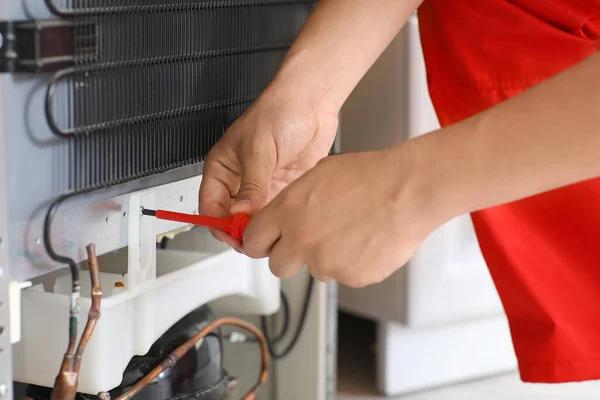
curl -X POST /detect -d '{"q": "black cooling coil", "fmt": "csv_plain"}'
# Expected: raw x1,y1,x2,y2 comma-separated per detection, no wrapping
43,0,317,193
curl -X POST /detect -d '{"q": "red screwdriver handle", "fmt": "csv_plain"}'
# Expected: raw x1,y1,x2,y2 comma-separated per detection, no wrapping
228,213,251,241
153,210,251,241
155,210,227,230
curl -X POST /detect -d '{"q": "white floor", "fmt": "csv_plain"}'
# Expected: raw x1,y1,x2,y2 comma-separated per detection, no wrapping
338,373,600,400
336,312,600,400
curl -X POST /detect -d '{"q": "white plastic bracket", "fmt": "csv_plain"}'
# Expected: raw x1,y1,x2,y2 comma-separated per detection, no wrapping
127,192,157,288
127,191,158,352
8,280,31,344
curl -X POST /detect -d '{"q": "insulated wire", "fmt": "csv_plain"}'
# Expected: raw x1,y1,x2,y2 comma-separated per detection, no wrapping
262,275,314,360
269,290,290,343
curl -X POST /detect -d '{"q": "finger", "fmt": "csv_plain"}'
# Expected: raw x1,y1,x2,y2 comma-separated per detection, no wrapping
268,237,305,279
242,201,283,258
230,137,276,215
198,157,240,218
199,147,242,243
306,259,335,283
211,229,243,252
199,173,236,244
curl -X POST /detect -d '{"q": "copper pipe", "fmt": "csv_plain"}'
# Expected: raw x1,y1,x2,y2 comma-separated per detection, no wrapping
51,288,79,400
51,244,103,400
99,317,270,400
73,244,102,373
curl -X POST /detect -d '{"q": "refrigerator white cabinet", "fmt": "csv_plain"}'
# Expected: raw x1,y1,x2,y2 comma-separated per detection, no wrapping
338,14,517,397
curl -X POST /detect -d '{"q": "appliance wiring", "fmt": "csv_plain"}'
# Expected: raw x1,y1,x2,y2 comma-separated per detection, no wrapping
262,275,314,360
267,290,291,344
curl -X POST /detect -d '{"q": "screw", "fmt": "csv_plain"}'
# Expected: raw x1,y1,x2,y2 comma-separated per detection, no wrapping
35,238,41,245
0,384,7,396
105,217,110,223
180,195,184,202
123,211,127,217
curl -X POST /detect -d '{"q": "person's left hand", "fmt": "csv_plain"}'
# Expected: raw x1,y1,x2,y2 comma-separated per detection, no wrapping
242,146,446,287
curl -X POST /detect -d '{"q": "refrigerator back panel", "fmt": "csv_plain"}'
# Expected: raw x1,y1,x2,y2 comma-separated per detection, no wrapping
0,0,317,280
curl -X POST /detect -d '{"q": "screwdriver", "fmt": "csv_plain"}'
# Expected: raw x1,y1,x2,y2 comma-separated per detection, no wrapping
141,209,251,241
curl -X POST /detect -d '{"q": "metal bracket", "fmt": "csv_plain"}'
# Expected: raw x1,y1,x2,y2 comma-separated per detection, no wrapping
0,19,96,73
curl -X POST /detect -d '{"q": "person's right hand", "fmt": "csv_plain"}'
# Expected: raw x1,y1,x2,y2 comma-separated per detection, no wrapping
198,84,339,250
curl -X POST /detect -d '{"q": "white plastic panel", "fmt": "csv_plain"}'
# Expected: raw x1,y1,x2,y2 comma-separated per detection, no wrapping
339,15,504,327
377,317,517,396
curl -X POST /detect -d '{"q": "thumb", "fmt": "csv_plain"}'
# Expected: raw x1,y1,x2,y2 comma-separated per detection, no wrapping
230,146,275,215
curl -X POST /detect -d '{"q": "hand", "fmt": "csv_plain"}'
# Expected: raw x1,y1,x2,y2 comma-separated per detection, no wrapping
242,145,446,287
198,84,339,250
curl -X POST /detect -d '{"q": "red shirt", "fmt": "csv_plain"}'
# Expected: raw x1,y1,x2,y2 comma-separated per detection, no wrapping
418,0,600,384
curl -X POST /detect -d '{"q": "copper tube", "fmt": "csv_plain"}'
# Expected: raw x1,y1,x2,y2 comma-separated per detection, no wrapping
50,371,78,400
73,244,102,373
51,244,103,400
51,287,80,400
99,317,270,400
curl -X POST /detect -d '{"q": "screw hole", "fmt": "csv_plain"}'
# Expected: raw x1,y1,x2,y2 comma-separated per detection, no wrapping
123,211,127,217
105,217,110,223
180,196,184,202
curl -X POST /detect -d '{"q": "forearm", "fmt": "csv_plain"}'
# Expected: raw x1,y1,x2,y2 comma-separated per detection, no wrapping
412,52,600,221
271,0,423,112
